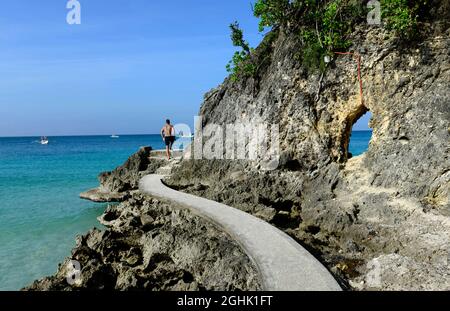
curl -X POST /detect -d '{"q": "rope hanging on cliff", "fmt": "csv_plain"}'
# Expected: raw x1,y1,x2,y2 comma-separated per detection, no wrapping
334,52,364,106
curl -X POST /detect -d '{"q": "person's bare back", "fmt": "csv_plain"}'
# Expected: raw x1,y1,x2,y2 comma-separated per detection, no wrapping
160,119,175,160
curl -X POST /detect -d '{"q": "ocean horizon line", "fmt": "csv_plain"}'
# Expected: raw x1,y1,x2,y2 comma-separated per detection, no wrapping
0,133,161,139
0,129,373,139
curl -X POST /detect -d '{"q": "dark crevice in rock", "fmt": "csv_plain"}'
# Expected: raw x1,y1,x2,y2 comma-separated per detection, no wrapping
102,209,119,222
304,225,321,235
271,213,301,230
258,198,294,212
284,159,303,171
182,271,194,283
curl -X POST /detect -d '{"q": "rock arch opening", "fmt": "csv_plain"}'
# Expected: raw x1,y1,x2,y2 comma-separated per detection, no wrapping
347,110,373,158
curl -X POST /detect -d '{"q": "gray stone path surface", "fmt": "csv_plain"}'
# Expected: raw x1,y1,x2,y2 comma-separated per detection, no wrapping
139,170,342,291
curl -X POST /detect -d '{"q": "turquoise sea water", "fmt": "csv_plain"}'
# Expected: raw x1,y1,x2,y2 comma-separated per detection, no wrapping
0,135,172,290
0,132,370,290
348,130,372,157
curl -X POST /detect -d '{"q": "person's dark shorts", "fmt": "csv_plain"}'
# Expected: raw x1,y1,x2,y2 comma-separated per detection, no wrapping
165,136,175,146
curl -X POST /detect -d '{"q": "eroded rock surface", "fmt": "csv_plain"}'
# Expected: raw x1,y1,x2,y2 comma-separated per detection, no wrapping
25,193,262,291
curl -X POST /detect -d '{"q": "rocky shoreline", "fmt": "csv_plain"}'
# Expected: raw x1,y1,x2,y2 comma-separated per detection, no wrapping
26,189,262,291
26,147,262,290
79,146,165,203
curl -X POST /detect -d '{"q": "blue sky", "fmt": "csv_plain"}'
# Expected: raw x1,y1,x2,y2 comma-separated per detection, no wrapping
0,0,370,137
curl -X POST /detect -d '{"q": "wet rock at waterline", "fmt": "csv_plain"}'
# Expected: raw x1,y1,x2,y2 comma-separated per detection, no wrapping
80,146,166,203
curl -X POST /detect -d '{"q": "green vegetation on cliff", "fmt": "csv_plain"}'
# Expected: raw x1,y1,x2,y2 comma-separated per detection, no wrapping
381,0,430,36
226,22,256,81
227,0,433,77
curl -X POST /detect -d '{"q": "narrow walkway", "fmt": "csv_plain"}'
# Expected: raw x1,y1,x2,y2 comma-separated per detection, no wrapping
139,173,341,291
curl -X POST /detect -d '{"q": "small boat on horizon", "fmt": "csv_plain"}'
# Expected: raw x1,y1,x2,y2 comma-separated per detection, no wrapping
111,135,120,138
40,136,49,145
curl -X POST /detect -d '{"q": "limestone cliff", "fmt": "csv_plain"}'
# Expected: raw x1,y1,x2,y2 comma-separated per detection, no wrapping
166,4,450,290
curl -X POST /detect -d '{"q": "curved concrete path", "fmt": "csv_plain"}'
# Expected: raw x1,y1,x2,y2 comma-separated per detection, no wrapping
139,174,341,291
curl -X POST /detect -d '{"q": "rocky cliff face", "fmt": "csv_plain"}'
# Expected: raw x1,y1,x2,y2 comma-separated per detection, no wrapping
166,9,450,290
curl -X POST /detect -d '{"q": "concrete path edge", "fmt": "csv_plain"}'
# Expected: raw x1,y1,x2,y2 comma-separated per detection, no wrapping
139,174,342,291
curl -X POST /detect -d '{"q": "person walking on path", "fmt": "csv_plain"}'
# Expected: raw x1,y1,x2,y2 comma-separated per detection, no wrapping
161,119,175,160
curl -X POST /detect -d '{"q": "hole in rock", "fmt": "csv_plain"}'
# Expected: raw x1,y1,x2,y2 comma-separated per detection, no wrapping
182,271,194,283
348,111,373,158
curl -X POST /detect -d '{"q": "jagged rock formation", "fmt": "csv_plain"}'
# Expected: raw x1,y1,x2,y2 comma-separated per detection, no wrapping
165,10,450,290
25,192,262,291
80,147,165,202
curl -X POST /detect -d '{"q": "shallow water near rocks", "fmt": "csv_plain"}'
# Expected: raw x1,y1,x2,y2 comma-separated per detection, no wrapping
0,135,171,290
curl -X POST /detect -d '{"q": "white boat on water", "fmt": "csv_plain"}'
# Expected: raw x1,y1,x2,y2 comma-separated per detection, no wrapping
40,137,49,145
111,135,119,138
